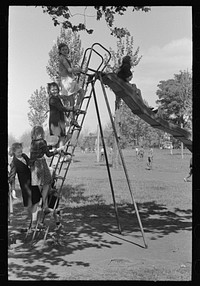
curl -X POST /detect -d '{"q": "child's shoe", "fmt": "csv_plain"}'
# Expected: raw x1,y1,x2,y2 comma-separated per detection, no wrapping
70,119,81,129
11,190,17,199
55,222,62,231
75,109,86,115
44,207,51,215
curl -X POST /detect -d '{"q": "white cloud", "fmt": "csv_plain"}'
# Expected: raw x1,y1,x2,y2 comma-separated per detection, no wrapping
132,38,192,106
138,38,192,76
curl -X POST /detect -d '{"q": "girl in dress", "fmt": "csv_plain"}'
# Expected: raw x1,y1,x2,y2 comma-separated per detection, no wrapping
48,82,78,148
58,43,86,123
117,55,133,83
29,125,63,213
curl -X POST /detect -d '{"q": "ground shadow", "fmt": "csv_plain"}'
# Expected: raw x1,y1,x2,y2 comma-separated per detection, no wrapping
8,183,192,280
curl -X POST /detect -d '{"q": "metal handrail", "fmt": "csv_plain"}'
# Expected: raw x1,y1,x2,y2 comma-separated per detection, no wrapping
78,43,111,87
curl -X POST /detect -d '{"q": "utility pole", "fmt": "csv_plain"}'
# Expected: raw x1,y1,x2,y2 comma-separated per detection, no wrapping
181,123,184,159
96,124,100,162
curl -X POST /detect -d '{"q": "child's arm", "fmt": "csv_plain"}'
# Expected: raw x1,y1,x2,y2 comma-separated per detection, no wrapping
8,161,16,191
22,153,30,166
60,55,82,74
42,140,59,158
49,96,74,112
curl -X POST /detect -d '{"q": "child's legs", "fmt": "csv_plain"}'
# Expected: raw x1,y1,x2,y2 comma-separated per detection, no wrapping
31,185,41,221
75,89,84,107
53,211,59,223
68,94,75,107
30,203,40,223
22,185,32,217
58,136,65,148
136,89,143,102
64,95,76,121
41,184,50,209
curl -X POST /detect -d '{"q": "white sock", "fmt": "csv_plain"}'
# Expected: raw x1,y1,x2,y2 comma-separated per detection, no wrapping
32,211,37,222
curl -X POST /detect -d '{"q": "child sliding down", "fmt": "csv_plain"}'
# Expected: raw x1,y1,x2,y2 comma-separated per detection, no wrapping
117,55,158,113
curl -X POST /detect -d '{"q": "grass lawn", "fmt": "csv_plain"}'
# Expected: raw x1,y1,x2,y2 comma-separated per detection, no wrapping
8,147,192,281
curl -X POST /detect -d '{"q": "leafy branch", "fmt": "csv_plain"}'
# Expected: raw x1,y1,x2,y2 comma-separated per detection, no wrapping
40,6,151,38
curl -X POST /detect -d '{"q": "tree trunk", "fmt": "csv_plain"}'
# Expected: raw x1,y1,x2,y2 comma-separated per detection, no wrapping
112,96,121,169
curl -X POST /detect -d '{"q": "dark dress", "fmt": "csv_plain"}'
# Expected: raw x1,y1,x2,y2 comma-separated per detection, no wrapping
49,95,71,137
117,63,132,82
8,153,41,207
29,139,57,186
189,157,192,175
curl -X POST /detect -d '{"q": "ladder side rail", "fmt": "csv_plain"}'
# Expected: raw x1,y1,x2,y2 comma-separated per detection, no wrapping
41,44,111,242
86,45,111,73
50,74,91,174
99,73,147,248
91,43,111,72
58,81,92,174
78,43,111,86
58,85,93,175
78,47,94,85
77,56,90,86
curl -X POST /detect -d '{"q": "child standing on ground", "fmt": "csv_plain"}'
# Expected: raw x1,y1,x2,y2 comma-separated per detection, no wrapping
147,147,153,169
139,146,145,159
29,125,64,214
8,142,42,228
47,166,62,231
184,157,192,182
135,147,139,158
58,43,86,117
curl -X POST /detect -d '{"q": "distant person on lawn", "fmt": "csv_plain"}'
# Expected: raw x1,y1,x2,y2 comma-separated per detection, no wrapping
147,147,153,169
184,157,192,182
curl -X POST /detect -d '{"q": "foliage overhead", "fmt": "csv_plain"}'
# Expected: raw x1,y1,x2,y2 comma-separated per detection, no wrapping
40,6,151,38
27,86,49,127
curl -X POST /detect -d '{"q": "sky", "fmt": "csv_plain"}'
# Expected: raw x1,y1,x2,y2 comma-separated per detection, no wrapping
8,6,192,140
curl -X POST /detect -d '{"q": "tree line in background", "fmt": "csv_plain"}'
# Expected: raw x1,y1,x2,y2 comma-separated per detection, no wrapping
8,7,192,155
8,64,192,151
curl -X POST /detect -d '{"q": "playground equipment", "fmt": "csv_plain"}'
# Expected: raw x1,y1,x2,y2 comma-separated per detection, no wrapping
28,42,192,248
101,73,192,152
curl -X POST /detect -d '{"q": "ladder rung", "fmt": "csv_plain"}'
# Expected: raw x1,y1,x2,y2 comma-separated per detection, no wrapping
83,96,91,99
76,110,86,115
55,175,64,180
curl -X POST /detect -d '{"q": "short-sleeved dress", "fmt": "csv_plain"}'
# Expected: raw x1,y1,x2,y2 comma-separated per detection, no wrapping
8,153,41,207
29,139,56,186
117,63,132,82
59,54,81,97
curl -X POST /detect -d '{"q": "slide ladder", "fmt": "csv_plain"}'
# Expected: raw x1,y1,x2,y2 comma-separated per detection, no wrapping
30,43,112,244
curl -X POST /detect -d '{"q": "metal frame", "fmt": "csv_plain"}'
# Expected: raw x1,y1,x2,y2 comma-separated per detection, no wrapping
30,43,147,249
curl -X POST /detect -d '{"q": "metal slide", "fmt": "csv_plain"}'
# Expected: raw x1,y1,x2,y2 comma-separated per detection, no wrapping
101,73,192,153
